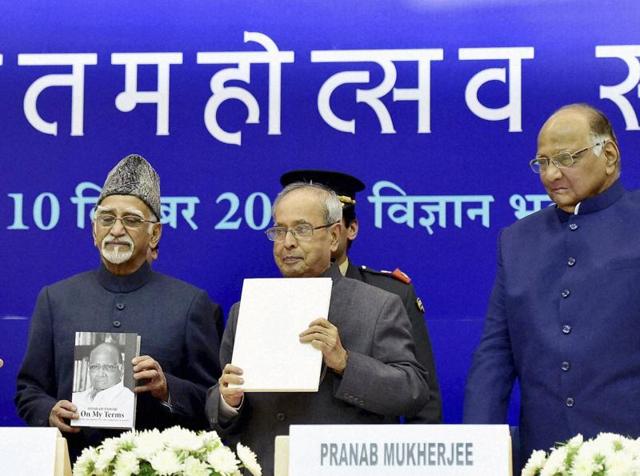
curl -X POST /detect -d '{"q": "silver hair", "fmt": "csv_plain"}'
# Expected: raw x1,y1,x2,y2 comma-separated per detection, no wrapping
590,133,608,156
272,182,343,224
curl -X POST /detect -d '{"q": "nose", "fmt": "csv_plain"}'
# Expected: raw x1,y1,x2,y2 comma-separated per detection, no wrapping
283,229,298,248
543,161,563,181
110,218,126,236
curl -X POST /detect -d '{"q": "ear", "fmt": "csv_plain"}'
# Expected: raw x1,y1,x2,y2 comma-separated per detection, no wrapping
92,221,98,247
329,222,341,253
603,141,620,175
346,218,359,241
149,223,162,248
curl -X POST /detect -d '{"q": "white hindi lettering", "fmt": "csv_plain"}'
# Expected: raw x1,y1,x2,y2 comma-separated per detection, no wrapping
111,53,184,135
70,181,102,228
458,47,534,132
311,49,444,134
509,194,552,220
196,32,295,146
367,181,494,235
18,53,98,136
596,45,640,130
71,181,199,229
160,196,200,230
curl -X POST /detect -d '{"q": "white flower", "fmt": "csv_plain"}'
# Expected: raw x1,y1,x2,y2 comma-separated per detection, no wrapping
73,447,98,476
566,433,583,450
201,430,222,447
182,456,210,476
237,443,262,476
523,432,640,476
571,440,604,476
521,449,547,476
150,449,182,475
72,427,262,476
113,450,140,476
161,426,203,452
118,431,137,449
133,429,165,460
539,445,567,476
206,445,240,475
94,446,117,474
605,450,640,475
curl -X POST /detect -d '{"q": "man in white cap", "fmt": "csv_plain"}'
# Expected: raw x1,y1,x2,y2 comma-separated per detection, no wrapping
16,154,222,460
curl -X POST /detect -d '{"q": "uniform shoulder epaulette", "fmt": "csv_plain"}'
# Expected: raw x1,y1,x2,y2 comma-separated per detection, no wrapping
359,265,412,284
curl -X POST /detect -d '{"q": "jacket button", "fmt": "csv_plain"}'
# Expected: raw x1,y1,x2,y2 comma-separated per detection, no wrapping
116,303,125,310
113,320,121,328
561,361,570,371
562,325,572,334
561,289,571,298
569,223,578,231
566,397,575,407
567,257,576,267
276,412,286,422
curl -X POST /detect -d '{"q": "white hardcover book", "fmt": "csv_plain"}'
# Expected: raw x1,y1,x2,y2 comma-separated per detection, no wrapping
231,277,332,392
71,331,139,429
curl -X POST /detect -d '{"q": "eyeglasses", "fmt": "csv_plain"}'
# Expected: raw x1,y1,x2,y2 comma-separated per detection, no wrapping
94,214,158,229
529,141,606,174
89,363,120,372
265,222,338,242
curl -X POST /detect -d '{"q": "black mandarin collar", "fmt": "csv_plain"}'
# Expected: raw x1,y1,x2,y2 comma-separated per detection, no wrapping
97,261,152,293
321,262,343,284
555,180,625,223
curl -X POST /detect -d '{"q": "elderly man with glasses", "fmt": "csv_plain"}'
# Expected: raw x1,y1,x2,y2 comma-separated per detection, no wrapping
71,343,134,415
464,103,639,470
16,154,222,460
206,182,429,475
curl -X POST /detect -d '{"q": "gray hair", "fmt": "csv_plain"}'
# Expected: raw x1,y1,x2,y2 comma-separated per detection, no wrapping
272,182,343,224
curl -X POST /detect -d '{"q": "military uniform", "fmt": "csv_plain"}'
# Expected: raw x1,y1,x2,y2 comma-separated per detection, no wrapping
345,261,442,423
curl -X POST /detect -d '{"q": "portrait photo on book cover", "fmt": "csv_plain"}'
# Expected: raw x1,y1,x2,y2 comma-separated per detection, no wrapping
71,331,139,429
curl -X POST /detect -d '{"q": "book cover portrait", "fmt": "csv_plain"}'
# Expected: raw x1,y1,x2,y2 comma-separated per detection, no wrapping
71,332,139,429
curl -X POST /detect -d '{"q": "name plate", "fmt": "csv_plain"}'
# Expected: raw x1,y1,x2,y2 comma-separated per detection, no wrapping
288,424,511,476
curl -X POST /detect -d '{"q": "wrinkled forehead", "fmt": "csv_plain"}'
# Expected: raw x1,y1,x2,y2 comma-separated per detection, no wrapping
274,189,326,224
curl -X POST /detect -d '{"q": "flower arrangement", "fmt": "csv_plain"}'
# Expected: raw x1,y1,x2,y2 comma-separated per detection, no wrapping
522,433,640,476
73,426,262,476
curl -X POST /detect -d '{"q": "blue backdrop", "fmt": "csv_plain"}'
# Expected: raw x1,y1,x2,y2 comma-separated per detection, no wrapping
2,0,640,427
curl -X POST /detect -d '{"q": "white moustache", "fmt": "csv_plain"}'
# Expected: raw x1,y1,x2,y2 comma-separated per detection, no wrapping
101,234,135,264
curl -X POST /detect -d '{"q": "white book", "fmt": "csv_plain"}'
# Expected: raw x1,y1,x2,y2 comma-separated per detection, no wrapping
231,277,332,392
71,332,140,429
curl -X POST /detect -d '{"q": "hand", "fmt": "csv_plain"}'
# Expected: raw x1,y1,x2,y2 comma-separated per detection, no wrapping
299,318,348,374
49,400,80,433
133,355,169,402
219,364,244,408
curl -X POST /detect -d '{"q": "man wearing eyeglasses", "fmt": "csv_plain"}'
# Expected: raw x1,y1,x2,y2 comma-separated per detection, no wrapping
72,343,134,415
207,182,428,474
464,103,637,469
16,154,222,460
279,169,442,424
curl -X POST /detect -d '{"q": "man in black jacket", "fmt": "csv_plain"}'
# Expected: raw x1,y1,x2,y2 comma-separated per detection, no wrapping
16,154,222,460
